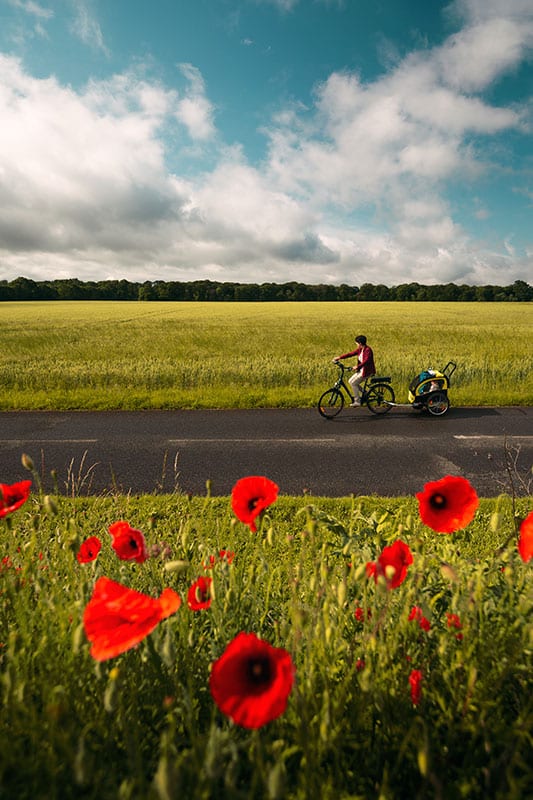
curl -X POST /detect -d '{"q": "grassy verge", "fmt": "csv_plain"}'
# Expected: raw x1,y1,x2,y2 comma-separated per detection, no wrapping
1,476,531,799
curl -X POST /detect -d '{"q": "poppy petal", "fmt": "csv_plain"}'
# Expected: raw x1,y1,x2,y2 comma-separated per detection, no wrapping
0,480,32,518
108,521,148,563
518,511,533,562
231,476,279,532
209,632,294,729
83,577,180,661
416,476,479,533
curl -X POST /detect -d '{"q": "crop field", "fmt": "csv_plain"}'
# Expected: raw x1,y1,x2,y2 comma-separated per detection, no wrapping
1,301,532,409
1,465,532,799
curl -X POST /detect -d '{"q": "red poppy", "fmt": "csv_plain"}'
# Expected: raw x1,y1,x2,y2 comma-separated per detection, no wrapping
0,480,32,518
77,536,102,563
209,632,295,729
231,476,279,532
409,669,423,706
416,475,479,533
108,521,148,564
366,540,413,589
446,612,463,640
408,606,431,631
203,550,235,570
517,511,533,563
83,577,181,661
187,576,212,611
354,605,371,622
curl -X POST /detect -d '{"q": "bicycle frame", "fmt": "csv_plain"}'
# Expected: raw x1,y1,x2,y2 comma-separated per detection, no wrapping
329,365,377,402
332,371,355,403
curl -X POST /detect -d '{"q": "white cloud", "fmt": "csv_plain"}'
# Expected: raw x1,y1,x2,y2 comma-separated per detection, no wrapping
450,0,533,25
69,0,109,55
258,0,299,11
7,0,53,19
0,0,532,287
437,17,533,91
257,0,344,9
0,55,184,257
174,63,216,141
5,0,53,44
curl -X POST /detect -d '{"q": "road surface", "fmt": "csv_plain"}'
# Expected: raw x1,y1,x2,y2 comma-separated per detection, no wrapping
0,407,531,496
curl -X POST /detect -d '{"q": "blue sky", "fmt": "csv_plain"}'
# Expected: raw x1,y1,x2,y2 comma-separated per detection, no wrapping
0,0,531,286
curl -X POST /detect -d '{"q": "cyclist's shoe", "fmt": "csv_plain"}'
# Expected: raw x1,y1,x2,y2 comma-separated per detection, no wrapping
349,400,361,407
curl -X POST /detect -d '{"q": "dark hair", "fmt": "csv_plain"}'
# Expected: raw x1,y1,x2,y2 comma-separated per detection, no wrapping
355,335,367,345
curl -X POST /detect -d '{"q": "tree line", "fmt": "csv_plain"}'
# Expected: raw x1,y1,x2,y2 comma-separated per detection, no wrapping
1,276,532,302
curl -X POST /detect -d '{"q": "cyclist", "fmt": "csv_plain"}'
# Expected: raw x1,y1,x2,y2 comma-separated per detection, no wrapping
333,335,376,406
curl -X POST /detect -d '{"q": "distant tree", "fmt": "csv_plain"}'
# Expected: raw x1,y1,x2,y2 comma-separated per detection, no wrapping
476,285,496,301
356,283,381,300
0,281,14,300
1,276,531,302
9,277,40,300
394,283,421,301
508,280,533,301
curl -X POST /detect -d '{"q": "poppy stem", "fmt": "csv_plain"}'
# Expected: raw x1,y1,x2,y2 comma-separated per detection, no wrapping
249,729,267,794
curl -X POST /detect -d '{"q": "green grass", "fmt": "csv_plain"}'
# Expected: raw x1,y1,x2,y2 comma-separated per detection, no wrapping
1,474,532,799
1,301,532,408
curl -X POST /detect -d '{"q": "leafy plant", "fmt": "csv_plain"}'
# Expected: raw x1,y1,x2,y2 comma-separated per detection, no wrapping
0,462,531,799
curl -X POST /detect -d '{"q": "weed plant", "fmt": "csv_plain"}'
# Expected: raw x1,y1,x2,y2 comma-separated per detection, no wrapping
1,301,532,408
0,461,531,799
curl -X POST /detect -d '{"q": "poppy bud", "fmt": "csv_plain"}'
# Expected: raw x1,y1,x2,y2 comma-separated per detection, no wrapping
43,495,58,516
21,453,34,471
164,559,189,573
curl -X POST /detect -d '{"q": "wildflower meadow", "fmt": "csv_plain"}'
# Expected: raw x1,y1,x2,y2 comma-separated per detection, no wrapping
1,460,532,799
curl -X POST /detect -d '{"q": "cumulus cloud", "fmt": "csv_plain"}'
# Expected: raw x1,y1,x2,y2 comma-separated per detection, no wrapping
0,0,532,286
0,54,334,281
0,56,184,256
261,0,531,283
174,63,216,141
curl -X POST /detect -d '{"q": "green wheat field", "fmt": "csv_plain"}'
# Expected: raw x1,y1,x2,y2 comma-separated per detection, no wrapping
1,300,532,409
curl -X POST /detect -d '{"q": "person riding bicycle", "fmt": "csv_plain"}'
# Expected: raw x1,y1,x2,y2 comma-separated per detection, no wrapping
333,335,376,407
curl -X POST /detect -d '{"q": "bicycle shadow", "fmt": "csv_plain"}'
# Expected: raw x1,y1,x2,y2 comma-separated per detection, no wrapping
322,406,501,424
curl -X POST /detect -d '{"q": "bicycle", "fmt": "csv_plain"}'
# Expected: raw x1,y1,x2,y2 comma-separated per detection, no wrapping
318,362,395,419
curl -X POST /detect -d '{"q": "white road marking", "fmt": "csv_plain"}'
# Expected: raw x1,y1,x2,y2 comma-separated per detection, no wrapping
453,435,533,440
0,439,98,444
168,438,336,444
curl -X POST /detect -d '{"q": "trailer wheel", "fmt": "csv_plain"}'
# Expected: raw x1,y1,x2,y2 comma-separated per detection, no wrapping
427,391,449,416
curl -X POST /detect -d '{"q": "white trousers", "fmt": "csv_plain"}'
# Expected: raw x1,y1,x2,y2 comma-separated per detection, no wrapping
348,369,365,400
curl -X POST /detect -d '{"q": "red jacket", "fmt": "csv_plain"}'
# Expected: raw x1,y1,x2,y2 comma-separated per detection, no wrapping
339,345,376,377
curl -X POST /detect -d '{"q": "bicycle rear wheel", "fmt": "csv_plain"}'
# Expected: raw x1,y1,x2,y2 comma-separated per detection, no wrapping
366,383,394,415
318,388,344,419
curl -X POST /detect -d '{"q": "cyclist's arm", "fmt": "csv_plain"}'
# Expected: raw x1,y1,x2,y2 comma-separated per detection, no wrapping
334,349,358,361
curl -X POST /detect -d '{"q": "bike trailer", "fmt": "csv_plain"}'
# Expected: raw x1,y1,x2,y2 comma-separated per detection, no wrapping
408,361,456,404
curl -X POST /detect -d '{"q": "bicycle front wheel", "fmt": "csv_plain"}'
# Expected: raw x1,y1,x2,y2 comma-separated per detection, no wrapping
318,388,344,419
366,384,394,415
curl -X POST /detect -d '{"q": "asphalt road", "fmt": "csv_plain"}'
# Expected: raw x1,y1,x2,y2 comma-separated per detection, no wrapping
0,407,532,497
